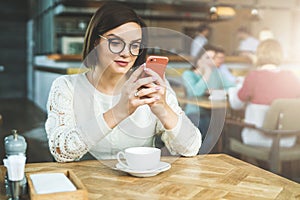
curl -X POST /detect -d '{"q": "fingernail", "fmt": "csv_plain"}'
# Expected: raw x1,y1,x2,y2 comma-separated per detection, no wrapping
144,67,149,71
155,86,160,90
155,96,160,100
152,76,157,81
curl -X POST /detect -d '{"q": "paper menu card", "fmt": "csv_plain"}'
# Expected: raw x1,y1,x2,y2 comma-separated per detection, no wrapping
30,173,76,194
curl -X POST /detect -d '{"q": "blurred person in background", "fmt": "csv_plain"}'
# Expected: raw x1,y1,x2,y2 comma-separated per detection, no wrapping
259,27,274,41
214,46,237,85
228,39,300,148
183,45,235,141
236,26,259,59
190,24,212,58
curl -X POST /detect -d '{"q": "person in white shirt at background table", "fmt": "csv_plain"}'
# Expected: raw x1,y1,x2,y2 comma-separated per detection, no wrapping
236,26,259,60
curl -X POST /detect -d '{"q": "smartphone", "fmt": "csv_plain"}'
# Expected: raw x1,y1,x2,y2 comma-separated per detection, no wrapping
143,55,169,79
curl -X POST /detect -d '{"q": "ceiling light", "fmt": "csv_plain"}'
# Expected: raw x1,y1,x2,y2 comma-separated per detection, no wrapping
251,8,258,16
250,8,260,21
209,6,236,20
210,6,217,14
216,6,236,17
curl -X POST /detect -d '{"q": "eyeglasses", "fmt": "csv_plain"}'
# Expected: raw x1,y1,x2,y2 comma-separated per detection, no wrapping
99,35,144,56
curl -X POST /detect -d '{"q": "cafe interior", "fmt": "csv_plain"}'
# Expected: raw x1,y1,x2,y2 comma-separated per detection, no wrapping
0,0,300,199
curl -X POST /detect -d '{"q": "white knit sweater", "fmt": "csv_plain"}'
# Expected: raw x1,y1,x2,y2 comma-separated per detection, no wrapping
45,73,201,162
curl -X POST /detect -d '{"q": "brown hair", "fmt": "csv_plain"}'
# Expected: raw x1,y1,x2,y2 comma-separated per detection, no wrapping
82,2,148,69
255,39,283,67
197,23,212,33
214,46,225,54
237,26,250,35
191,44,216,70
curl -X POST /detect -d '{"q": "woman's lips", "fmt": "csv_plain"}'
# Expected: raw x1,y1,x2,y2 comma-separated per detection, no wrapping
115,60,129,67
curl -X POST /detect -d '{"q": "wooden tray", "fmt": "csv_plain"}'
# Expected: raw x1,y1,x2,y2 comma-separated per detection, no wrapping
26,169,88,200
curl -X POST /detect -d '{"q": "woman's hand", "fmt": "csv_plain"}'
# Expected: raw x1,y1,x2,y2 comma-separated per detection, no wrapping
195,63,212,82
104,64,178,129
139,68,178,129
119,66,160,114
104,65,160,128
195,58,213,81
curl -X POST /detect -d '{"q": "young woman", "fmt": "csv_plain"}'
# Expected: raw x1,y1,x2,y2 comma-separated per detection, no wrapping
45,2,201,162
183,45,216,109
182,46,215,140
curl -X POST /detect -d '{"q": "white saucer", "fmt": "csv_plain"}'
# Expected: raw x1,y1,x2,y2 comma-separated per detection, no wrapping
115,161,171,177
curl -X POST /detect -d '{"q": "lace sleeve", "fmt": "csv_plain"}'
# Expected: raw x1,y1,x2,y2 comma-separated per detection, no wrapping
45,77,89,162
156,83,202,156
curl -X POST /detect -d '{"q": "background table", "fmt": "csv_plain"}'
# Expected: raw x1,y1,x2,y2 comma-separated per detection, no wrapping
177,96,228,153
1,154,299,199
177,96,228,109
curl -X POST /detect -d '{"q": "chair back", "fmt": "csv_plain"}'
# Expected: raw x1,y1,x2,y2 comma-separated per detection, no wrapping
263,98,300,131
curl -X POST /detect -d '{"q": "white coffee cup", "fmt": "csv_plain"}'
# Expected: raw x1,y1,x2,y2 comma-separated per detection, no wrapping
117,147,161,170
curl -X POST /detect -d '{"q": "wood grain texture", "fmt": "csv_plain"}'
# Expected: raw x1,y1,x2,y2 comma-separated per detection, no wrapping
0,154,299,200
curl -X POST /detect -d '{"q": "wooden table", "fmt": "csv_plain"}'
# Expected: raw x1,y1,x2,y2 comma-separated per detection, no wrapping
1,154,299,199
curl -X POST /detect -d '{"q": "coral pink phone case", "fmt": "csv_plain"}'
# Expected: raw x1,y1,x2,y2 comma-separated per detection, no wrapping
145,56,169,78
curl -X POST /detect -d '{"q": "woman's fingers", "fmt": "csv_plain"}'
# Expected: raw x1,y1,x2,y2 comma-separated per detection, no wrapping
124,63,167,111
128,64,158,90
132,96,160,106
128,63,145,82
142,68,164,85
134,85,161,98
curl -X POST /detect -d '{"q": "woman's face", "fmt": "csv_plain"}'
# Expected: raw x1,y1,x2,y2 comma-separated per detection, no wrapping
213,52,225,68
197,50,215,68
97,22,142,75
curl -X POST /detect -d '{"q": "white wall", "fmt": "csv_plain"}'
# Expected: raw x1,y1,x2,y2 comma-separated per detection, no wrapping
252,9,293,58
182,0,300,60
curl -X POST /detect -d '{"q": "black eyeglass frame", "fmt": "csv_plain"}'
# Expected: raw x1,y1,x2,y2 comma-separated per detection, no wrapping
99,35,144,56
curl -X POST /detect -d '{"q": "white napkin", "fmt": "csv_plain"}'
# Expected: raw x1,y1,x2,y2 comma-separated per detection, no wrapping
3,155,26,181
30,173,76,194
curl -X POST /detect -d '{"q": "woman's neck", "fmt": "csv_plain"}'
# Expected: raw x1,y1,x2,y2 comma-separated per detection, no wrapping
87,68,125,95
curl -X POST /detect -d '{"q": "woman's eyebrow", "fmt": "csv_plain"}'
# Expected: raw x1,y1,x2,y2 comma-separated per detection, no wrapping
106,33,142,42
